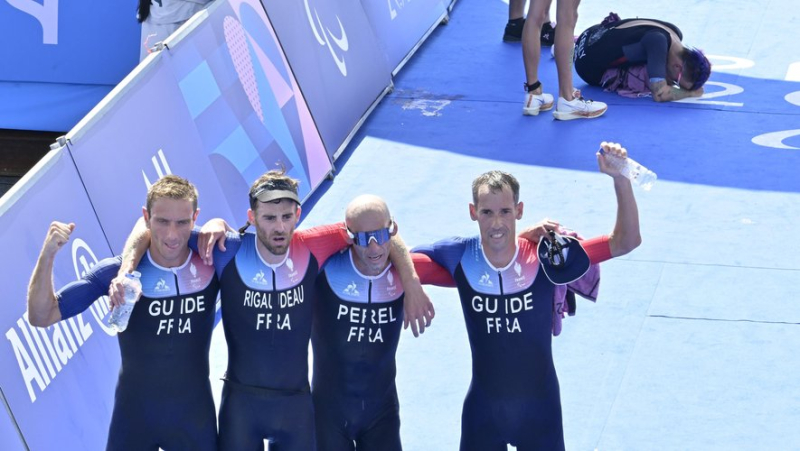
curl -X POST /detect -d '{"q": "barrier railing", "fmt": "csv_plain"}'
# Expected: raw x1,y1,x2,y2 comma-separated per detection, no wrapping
0,0,451,448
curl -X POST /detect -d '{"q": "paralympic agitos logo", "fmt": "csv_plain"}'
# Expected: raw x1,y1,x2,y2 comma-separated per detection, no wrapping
304,0,350,77
72,238,118,336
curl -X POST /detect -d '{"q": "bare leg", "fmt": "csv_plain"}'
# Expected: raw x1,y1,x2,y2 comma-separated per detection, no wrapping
522,0,553,90
509,0,525,20
550,0,607,120
554,0,579,100
504,0,528,42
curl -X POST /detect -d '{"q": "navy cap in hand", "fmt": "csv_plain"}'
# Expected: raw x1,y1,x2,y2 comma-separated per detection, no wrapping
537,231,591,285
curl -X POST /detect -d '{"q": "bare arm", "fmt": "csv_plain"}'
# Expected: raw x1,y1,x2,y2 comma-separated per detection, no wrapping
650,79,703,102
108,217,150,308
389,230,435,337
119,217,149,274
598,142,643,257
197,218,236,265
27,222,74,327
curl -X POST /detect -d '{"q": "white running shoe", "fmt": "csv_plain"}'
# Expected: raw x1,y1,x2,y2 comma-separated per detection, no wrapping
552,95,607,120
522,91,554,116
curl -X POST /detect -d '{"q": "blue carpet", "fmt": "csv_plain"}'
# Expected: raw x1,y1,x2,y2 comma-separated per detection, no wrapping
221,1,800,449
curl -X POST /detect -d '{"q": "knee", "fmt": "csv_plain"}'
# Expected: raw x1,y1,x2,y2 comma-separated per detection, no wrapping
528,6,550,28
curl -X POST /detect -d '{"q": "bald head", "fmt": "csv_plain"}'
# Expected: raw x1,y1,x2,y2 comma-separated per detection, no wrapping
345,194,391,231
345,195,393,276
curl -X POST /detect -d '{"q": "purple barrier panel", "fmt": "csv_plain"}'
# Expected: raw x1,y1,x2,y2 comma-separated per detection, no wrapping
259,0,392,158
158,0,332,218
0,0,138,85
360,0,448,74
65,55,239,252
68,0,332,247
0,149,120,451
0,391,26,451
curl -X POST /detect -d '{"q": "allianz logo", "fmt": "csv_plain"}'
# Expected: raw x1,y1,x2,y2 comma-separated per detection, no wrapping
304,0,349,77
5,238,115,404
71,239,117,336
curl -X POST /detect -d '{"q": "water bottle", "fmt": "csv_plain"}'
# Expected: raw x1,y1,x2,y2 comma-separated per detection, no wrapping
599,148,657,191
108,271,142,333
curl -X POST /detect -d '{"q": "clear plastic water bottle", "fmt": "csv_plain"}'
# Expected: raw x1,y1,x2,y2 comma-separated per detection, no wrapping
108,271,142,333
600,148,658,191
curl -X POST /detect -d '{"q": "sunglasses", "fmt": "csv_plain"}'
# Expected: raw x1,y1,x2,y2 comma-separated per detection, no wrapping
346,221,396,247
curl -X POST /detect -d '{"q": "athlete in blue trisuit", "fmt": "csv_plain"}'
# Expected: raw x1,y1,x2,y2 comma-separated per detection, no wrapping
411,142,642,450
27,175,220,451
113,170,435,450
311,194,450,451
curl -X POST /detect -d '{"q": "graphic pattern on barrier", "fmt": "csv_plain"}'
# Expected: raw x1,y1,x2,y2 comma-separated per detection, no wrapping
0,0,449,447
260,0,393,158
176,0,332,218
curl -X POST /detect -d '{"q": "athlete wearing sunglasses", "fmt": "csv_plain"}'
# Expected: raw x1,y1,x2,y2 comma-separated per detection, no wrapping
113,172,435,451
347,222,395,246
312,195,421,450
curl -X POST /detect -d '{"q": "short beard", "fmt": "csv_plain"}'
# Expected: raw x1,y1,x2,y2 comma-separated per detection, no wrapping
257,229,290,256
264,241,289,255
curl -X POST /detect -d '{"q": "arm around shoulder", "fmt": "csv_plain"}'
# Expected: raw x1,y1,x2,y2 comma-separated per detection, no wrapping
389,232,435,337
109,217,150,308
119,217,150,274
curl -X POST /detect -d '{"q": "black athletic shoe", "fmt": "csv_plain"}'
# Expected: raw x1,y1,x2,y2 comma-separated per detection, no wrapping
540,22,556,46
503,18,525,42
504,19,556,45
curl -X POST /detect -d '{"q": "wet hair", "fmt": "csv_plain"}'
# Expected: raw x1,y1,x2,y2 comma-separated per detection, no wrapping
137,0,150,23
472,171,520,205
601,12,621,26
682,47,712,91
248,169,300,210
146,175,198,214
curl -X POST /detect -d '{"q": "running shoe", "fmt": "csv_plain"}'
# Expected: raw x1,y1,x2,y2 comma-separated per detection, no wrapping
523,91,554,116
503,19,525,42
540,22,556,46
503,20,556,44
552,95,607,120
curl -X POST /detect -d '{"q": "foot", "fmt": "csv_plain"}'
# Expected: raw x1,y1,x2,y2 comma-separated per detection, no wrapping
503,18,525,42
552,95,607,120
523,91,555,116
540,22,556,46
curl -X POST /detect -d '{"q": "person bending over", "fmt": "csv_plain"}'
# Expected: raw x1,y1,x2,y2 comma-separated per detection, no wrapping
574,13,711,102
